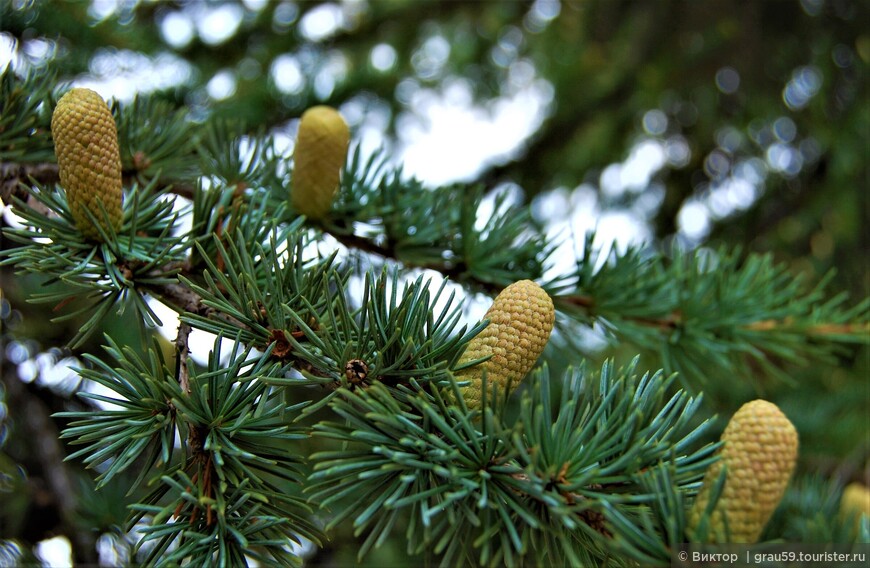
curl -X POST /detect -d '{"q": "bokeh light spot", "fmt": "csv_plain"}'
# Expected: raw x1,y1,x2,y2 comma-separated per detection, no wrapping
715,66,740,94
703,150,730,179
783,65,822,110
524,0,561,33
161,11,195,49
207,70,237,100
831,44,854,68
299,3,343,42
273,1,299,31
664,135,691,167
773,116,797,142
642,109,668,135
35,537,71,568
678,200,711,241
197,4,243,46
271,54,304,94
371,44,397,72
766,143,803,176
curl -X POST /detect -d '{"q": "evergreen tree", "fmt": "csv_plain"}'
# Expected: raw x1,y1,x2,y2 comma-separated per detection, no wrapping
0,1,867,566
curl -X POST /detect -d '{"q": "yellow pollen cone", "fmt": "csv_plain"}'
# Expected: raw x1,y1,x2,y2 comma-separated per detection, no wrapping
454,280,554,410
689,399,798,543
840,482,870,531
291,106,350,220
51,88,123,241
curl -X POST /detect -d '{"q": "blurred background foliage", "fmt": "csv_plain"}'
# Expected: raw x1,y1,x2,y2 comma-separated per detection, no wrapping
0,0,867,565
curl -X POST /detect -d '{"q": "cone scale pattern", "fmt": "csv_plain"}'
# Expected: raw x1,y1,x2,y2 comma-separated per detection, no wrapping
455,280,554,410
51,88,123,241
291,106,350,220
689,399,798,543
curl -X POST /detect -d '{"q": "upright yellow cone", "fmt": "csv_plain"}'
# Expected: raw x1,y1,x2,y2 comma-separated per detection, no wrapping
840,482,870,530
454,280,554,410
291,106,349,220
51,88,123,241
689,400,798,543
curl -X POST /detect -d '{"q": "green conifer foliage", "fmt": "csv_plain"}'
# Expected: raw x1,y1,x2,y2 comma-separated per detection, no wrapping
0,2,867,565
